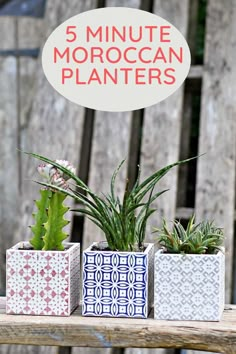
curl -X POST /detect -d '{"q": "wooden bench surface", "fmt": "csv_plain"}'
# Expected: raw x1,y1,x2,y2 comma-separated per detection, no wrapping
0,299,235,353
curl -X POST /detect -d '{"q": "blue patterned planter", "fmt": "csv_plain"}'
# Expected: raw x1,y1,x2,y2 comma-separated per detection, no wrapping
83,242,154,318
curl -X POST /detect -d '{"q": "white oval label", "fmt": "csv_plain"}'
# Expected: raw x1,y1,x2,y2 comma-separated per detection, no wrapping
42,7,191,112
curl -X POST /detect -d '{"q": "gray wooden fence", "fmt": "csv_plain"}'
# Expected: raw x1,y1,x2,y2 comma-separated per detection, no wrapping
0,0,235,354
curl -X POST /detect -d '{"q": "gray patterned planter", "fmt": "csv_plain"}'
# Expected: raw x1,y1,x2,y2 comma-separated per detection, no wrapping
154,249,225,321
83,242,154,318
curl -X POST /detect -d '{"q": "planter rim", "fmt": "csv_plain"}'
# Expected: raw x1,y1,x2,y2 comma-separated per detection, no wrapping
156,247,224,257
8,241,79,253
84,241,154,255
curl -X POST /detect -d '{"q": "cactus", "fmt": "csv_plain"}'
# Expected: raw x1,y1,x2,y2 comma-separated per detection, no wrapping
29,160,75,251
42,192,69,251
30,189,51,250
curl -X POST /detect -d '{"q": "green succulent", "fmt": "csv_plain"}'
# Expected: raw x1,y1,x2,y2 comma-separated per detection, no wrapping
26,152,198,252
155,215,224,254
29,160,75,251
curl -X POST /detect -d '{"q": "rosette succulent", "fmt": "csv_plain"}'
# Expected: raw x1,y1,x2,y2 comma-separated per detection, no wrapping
155,215,224,254
30,160,76,251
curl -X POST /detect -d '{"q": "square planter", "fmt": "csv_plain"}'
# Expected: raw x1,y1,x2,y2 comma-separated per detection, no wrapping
83,242,154,318
6,241,80,316
154,249,225,321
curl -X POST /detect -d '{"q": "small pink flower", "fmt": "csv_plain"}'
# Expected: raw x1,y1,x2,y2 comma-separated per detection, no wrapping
55,160,76,180
37,160,76,190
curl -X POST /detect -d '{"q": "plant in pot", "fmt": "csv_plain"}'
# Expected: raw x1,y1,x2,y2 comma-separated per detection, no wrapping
6,160,80,316
25,152,197,318
154,215,225,321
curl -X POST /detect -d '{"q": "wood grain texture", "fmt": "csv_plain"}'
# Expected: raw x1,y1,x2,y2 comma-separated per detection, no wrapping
18,17,44,49
11,2,94,354
0,299,234,352
79,4,140,354
0,17,16,50
0,345,58,354
0,17,50,354
17,17,45,157
177,0,199,208
126,349,168,354
82,0,140,251
82,110,132,250
195,0,236,303
138,4,189,353
140,0,189,238
0,18,18,296
17,0,96,243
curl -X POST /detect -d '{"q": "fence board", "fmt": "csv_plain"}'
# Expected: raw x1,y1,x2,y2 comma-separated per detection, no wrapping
81,3,140,351
140,0,189,237
0,18,18,297
82,0,140,250
126,349,168,354
177,0,199,208
82,110,132,250
193,3,236,354
78,2,140,353
5,2,94,354
18,17,44,49
0,16,54,354
138,2,189,353
18,0,94,242
18,17,45,152
195,0,236,304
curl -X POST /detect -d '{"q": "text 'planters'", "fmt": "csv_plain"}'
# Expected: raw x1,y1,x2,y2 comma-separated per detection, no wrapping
6,242,80,316
83,242,154,318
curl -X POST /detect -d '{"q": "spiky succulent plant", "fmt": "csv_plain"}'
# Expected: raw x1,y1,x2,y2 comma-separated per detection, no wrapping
155,215,224,254
30,160,76,251
26,152,198,252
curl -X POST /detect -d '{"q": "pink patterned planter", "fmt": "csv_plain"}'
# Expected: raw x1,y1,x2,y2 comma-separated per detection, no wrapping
6,242,80,316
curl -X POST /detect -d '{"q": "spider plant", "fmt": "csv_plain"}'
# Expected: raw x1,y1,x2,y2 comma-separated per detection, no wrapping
26,152,198,252
155,215,224,254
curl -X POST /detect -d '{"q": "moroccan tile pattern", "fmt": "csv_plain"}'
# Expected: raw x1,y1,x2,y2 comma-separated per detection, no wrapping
154,249,225,321
6,242,80,316
83,243,154,318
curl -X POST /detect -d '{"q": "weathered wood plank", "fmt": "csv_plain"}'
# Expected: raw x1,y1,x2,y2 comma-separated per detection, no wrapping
12,2,95,354
0,17,18,296
0,16,55,354
82,110,132,250
82,0,140,251
129,2,189,354
18,0,95,242
195,0,236,303
17,18,44,147
0,17,16,50
18,17,44,49
188,65,203,79
126,349,169,354
78,2,140,353
140,0,189,232
0,299,235,352
177,0,199,209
